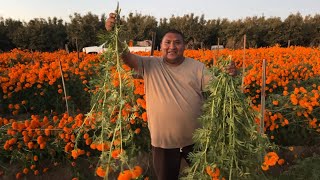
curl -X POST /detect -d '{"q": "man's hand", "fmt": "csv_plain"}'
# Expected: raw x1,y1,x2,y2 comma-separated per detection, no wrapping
105,13,116,31
225,61,238,76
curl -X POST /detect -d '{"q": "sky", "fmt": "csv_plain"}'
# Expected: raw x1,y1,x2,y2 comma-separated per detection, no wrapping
0,0,319,22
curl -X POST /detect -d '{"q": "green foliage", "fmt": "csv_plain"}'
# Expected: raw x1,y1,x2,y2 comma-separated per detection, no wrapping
73,5,151,179
1,12,320,52
182,58,276,180
266,77,320,146
277,154,320,180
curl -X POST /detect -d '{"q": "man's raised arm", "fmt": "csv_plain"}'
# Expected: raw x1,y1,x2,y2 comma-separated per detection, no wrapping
105,13,139,72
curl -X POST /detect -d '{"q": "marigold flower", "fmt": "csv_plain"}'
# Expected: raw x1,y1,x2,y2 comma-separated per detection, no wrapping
33,155,39,162
261,162,269,171
278,158,285,165
43,167,49,173
96,166,106,177
272,100,279,106
16,172,22,179
34,170,39,175
134,128,141,134
132,166,143,178
23,168,29,174
83,133,89,139
118,170,132,180
264,152,279,166
142,112,148,122
111,149,122,159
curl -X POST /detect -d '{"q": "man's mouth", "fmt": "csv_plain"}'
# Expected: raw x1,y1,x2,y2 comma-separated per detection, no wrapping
168,51,176,55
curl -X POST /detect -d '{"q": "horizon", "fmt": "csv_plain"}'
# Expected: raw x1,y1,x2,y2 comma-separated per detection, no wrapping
0,0,319,23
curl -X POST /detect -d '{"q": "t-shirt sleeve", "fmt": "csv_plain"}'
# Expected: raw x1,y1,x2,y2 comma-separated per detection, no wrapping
136,54,150,77
201,66,213,92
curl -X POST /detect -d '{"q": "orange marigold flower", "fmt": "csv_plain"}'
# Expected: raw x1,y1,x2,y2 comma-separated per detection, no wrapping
96,166,106,177
30,165,36,170
11,122,18,129
27,142,33,149
134,128,141,134
16,172,22,179
261,162,269,171
43,167,49,173
58,89,63,94
90,143,97,150
85,138,92,145
34,170,39,175
83,133,89,139
272,100,279,106
111,149,122,159
23,168,29,174
278,158,285,165
33,155,39,162
132,166,143,178
37,136,44,144
118,170,132,180
14,104,20,110
142,112,148,122
8,104,14,109
264,152,279,166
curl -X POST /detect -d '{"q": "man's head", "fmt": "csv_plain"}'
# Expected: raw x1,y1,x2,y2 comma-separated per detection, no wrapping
161,29,185,65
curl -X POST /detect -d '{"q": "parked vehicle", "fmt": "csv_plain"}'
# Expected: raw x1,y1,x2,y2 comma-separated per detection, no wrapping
211,45,224,50
83,42,152,54
82,42,107,54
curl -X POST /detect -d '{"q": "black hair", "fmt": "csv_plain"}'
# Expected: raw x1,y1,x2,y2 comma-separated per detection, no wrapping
162,29,185,43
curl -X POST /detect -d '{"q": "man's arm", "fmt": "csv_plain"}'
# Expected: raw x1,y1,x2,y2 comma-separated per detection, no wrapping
121,51,139,72
106,13,139,72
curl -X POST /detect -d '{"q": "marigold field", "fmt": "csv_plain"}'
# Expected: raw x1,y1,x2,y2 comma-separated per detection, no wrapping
0,46,320,179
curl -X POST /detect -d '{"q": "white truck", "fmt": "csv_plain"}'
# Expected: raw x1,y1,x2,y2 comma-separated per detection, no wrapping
82,43,107,54
82,42,151,54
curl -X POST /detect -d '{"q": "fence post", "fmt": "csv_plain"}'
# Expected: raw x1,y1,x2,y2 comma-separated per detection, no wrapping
241,34,246,92
260,59,266,134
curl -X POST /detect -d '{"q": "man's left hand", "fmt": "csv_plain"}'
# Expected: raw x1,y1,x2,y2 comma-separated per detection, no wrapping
225,61,238,76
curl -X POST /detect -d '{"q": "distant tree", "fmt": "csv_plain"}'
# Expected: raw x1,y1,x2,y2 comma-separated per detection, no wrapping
223,19,243,49
282,13,304,46
121,13,157,42
67,12,102,51
10,18,66,52
1,12,320,52
263,17,283,46
303,14,320,47
168,14,208,49
47,17,68,51
0,17,12,52
0,18,23,51
241,16,269,48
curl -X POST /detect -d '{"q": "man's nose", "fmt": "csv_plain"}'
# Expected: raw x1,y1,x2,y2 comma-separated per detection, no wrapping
169,42,177,49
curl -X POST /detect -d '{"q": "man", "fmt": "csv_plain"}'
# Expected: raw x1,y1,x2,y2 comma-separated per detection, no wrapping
106,13,237,180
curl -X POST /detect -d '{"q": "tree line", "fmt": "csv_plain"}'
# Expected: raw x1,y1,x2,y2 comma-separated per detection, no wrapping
0,12,319,52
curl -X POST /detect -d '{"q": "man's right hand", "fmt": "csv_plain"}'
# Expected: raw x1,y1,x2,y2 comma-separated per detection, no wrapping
104,12,139,72
105,13,116,31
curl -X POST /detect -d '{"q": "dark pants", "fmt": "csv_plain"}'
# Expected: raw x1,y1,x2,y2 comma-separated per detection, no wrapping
152,144,194,180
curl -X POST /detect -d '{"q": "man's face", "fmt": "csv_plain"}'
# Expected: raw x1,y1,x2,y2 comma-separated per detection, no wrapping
161,32,185,63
